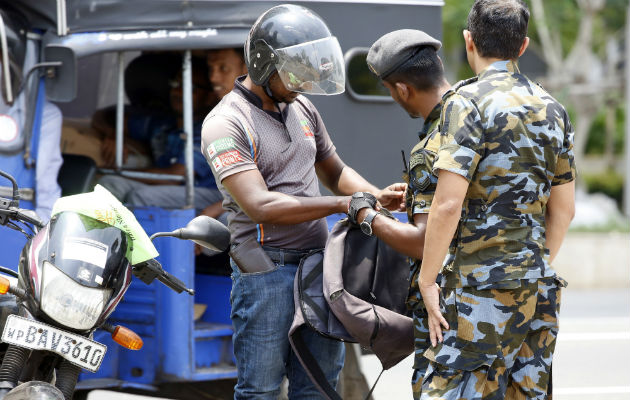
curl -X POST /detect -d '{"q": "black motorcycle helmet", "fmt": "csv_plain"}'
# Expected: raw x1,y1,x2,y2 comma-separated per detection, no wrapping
245,4,345,95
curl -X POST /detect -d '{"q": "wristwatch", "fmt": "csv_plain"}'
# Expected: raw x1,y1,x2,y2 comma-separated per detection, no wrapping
348,191,377,225
360,209,379,236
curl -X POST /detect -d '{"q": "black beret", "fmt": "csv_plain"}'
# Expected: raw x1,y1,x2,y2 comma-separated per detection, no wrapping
367,29,442,79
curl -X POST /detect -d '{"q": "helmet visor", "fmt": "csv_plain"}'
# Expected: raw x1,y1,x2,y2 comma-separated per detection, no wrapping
275,36,345,95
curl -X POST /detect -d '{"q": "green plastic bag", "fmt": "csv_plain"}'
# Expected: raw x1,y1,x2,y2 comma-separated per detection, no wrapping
51,185,159,264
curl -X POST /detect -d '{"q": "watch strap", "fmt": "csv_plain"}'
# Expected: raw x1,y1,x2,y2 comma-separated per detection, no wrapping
360,209,379,235
363,208,378,225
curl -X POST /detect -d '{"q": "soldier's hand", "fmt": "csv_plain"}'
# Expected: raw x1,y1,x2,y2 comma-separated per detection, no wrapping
419,281,449,347
376,183,407,211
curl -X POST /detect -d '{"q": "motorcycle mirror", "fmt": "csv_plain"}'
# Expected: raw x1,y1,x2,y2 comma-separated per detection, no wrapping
150,216,230,252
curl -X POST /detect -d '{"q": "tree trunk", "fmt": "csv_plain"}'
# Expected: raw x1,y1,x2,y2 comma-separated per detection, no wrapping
572,110,595,187
605,100,617,169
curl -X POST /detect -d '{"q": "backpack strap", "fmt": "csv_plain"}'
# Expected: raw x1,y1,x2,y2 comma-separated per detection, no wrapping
288,249,344,400
289,326,343,400
290,327,380,400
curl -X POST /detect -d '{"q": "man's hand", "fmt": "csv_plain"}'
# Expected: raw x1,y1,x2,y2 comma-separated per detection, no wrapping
102,137,129,167
376,183,406,211
419,280,449,347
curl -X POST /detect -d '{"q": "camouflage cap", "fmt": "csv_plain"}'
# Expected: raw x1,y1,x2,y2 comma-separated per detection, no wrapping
367,29,442,79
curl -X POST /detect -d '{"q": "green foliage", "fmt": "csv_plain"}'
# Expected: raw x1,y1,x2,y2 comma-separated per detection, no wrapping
346,53,390,97
442,0,473,53
583,170,625,208
524,0,580,59
443,0,627,67
600,0,628,37
442,1,474,81
569,219,630,233
584,105,626,155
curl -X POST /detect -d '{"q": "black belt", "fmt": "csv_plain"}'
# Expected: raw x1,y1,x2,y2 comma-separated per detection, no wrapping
262,246,315,265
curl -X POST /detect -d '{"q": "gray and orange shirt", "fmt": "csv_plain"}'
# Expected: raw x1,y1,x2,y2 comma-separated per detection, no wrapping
201,77,336,249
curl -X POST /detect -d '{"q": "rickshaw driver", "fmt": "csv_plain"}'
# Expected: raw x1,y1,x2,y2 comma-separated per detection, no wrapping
201,4,405,398
207,48,248,100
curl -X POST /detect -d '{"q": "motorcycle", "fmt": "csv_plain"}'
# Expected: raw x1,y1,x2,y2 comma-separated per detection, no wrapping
0,170,230,400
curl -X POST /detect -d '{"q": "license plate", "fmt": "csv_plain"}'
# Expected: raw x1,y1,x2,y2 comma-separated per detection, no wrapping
1,315,107,373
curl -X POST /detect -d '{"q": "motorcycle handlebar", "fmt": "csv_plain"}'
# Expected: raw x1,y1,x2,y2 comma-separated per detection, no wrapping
0,171,19,206
132,258,195,296
157,269,195,296
0,207,44,229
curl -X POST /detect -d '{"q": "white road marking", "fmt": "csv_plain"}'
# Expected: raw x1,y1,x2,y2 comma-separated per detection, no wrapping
554,386,630,395
557,331,630,341
561,317,630,325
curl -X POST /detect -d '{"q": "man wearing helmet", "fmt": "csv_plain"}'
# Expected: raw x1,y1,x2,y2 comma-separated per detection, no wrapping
201,4,404,399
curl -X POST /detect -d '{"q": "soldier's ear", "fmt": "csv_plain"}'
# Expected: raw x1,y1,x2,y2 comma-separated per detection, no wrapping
395,82,410,101
463,30,474,53
518,37,530,58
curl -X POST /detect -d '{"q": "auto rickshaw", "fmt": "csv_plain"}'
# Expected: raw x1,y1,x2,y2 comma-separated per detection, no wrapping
0,1,442,397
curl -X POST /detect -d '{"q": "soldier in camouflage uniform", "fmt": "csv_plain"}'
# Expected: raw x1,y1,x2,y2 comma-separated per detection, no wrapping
364,30,452,399
418,1,576,399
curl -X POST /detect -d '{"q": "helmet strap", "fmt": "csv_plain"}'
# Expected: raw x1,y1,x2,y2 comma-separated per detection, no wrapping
264,85,274,99
263,83,283,108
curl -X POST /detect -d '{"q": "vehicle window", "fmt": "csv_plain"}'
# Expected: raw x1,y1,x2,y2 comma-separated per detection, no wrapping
344,47,392,102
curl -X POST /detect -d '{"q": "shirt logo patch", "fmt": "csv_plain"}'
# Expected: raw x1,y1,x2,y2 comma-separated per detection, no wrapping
207,137,236,158
212,150,243,171
300,120,314,137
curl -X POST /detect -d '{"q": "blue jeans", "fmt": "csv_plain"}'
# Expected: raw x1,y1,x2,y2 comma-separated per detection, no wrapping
230,259,345,400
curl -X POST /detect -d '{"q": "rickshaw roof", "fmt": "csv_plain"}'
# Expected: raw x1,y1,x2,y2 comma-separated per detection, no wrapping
1,0,276,33
0,0,442,34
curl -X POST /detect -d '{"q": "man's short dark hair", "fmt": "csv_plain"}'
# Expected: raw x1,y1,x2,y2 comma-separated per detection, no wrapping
384,46,444,91
467,0,530,60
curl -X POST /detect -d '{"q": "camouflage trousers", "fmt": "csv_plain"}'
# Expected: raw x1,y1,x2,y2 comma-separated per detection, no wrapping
418,277,564,400
411,303,431,399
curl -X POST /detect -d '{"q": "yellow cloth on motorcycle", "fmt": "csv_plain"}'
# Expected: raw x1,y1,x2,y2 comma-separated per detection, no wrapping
51,185,159,264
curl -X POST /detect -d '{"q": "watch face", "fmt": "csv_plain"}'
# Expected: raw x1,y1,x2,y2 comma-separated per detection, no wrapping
360,221,372,236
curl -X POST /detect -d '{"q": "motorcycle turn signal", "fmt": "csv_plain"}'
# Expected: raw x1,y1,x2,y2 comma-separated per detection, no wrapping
0,276,26,299
112,326,143,350
0,276,9,294
102,323,143,350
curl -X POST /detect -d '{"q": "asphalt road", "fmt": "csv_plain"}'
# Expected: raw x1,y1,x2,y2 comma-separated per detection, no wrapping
88,287,630,400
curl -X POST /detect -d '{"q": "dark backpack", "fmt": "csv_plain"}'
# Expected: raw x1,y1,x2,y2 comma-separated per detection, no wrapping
289,216,414,400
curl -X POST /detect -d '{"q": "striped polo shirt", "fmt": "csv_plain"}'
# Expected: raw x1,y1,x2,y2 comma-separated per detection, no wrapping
201,77,336,249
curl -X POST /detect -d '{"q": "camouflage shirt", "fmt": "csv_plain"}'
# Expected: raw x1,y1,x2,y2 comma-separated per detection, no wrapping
434,60,576,289
405,102,441,311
